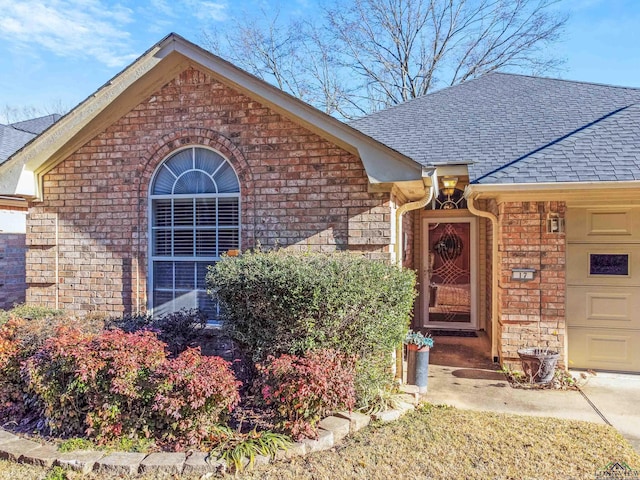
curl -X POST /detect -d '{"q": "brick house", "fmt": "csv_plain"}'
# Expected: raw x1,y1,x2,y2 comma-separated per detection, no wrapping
0,114,60,308
1,33,639,373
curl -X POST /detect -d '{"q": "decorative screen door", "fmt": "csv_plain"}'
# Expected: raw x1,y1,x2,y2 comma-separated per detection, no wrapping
422,217,477,329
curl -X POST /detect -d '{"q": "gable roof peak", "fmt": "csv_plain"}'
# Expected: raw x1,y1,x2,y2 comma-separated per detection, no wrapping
0,32,424,200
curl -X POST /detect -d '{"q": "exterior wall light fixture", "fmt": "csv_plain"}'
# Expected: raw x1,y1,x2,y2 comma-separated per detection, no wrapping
441,176,459,196
546,213,565,234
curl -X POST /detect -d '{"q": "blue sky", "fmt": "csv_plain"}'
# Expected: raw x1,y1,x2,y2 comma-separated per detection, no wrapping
0,0,639,122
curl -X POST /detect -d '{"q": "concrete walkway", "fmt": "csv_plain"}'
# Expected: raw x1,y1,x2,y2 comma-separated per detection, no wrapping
422,335,640,452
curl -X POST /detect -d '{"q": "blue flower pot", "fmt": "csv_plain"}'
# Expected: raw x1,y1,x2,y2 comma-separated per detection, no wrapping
407,345,430,394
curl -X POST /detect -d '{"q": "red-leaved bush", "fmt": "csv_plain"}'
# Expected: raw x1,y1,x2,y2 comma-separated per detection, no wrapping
256,349,356,440
0,315,93,422
24,327,167,439
23,327,240,447
0,319,26,419
154,347,241,449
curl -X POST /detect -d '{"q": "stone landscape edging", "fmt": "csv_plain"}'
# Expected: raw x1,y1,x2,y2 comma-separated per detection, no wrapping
0,386,421,476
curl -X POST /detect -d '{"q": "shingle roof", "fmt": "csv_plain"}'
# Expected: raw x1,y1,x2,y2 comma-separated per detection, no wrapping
480,104,640,183
0,125,36,165
349,73,640,184
0,114,60,165
10,114,61,134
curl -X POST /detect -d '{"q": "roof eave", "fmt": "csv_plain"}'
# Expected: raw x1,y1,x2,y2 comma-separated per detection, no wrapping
168,35,422,183
0,33,423,199
465,180,640,203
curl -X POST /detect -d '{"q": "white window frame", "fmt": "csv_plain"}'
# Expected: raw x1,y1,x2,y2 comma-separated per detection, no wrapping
148,146,241,318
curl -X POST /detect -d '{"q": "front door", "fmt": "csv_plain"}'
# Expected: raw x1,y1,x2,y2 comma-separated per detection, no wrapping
422,217,477,330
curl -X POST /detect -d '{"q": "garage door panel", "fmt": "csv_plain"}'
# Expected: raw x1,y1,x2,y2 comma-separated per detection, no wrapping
567,244,640,286
566,208,640,242
568,327,640,372
567,206,640,373
567,286,640,328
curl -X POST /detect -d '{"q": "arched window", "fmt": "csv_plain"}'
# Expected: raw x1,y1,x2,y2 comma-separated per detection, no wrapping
149,147,240,318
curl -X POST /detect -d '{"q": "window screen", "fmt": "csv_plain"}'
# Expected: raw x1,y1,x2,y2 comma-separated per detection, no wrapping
150,147,240,319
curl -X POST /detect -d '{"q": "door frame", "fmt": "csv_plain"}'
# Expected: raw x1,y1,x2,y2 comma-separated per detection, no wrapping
421,215,478,330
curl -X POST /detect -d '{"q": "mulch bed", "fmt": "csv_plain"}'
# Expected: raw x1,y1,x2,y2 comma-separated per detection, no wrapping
503,367,595,390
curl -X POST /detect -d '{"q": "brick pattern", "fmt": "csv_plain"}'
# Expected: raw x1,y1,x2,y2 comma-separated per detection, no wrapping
401,208,414,270
25,67,391,315
497,201,566,365
0,233,27,309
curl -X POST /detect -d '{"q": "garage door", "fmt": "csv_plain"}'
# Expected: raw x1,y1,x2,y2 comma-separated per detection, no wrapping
567,207,640,372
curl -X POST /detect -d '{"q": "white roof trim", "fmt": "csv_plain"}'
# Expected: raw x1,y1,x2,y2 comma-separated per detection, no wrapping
0,33,423,199
466,180,640,193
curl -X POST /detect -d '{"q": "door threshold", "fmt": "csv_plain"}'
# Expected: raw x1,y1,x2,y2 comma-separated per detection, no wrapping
426,329,479,337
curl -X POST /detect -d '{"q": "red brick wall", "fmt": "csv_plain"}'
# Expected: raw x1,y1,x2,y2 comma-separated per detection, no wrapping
497,201,566,366
0,233,27,309
25,67,391,315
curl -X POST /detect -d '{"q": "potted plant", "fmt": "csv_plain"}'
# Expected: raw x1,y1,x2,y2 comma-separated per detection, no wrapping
517,347,560,384
517,287,561,384
404,330,434,394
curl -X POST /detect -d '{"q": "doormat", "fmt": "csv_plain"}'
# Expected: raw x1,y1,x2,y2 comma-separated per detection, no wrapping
427,330,478,337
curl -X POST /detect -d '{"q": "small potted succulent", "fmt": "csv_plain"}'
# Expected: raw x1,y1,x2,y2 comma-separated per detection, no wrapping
404,330,434,394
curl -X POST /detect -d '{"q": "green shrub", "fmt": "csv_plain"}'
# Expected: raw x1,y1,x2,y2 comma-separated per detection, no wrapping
256,349,356,440
0,303,65,325
207,250,416,406
354,353,397,412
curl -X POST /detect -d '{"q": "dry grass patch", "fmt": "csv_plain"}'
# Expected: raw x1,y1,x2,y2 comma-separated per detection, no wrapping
240,404,640,480
0,404,638,480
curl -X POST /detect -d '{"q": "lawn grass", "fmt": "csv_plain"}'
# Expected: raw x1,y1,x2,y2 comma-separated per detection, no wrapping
1,404,638,480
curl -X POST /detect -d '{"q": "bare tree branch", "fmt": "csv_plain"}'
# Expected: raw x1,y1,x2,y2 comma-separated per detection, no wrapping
0,100,70,124
201,0,567,118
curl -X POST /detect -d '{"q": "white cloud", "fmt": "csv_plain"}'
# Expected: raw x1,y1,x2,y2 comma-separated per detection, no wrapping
136,0,229,39
0,0,137,68
196,1,228,21
144,0,228,22
148,0,175,17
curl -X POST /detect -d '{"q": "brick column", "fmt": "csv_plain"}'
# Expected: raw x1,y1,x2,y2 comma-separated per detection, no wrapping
497,201,566,367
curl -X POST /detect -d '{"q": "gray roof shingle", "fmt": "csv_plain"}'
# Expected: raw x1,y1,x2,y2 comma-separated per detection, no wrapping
0,114,60,165
10,114,61,135
0,125,36,165
349,73,640,184
481,104,640,183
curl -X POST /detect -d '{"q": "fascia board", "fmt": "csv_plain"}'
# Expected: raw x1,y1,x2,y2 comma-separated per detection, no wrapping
465,180,640,203
0,196,27,209
168,36,423,183
0,32,424,198
26,47,164,173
